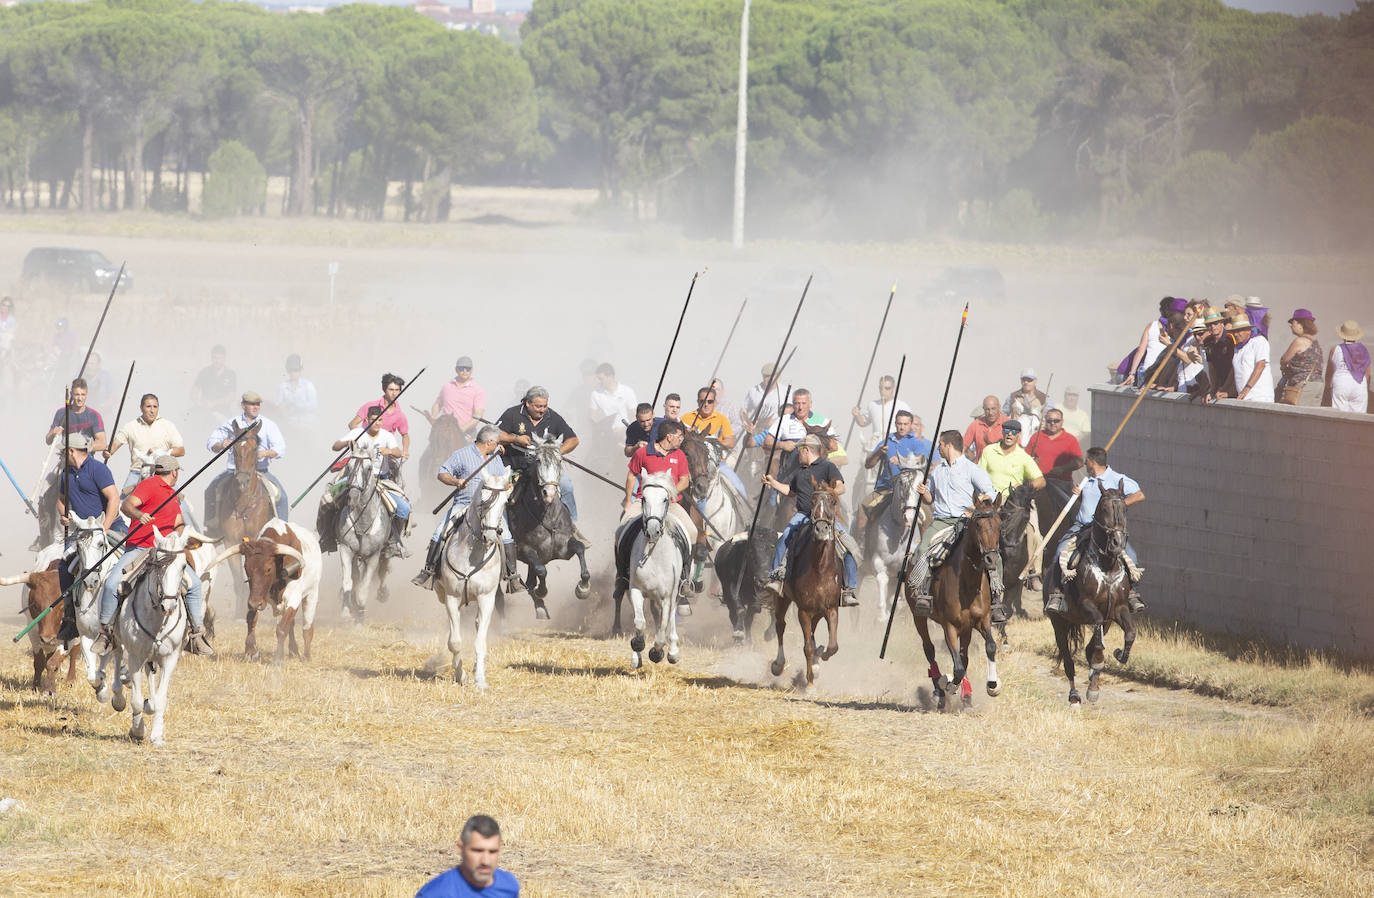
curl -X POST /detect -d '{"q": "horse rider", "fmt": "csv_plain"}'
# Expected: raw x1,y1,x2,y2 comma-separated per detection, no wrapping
963,395,1007,461
977,418,1046,603
853,410,929,545
321,406,412,559
587,363,637,466
46,377,107,451
613,419,696,599
761,388,845,469
348,373,410,478
624,402,655,457
105,393,185,495
741,362,786,435
496,385,589,544
1044,447,1147,616
1004,368,1050,420
905,430,1001,619
428,355,486,441
412,425,518,591
53,431,121,641
850,374,910,510
90,454,214,657
762,434,861,607
682,384,749,497
189,344,238,423
203,390,289,531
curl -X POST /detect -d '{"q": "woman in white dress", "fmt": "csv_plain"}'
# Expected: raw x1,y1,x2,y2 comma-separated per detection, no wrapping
1322,320,1369,413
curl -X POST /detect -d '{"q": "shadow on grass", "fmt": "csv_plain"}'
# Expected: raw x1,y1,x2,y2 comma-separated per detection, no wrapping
802,697,926,713
508,661,626,678
347,666,442,682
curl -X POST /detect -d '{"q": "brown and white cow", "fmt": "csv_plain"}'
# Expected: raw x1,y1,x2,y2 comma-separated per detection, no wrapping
1,553,77,694
205,518,321,663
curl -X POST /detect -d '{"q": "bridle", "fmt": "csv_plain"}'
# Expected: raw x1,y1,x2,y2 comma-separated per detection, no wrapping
968,506,1002,575
638,479,673,557
130,548,186,646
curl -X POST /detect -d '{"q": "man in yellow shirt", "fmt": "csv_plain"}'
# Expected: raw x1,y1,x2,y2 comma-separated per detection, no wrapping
977,418,1047,592
682,385,748,497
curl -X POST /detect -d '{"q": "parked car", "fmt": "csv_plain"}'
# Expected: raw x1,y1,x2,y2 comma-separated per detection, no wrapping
21,247,133,293
916,266,1005,303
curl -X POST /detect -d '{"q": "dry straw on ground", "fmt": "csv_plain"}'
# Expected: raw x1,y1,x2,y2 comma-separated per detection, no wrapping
2,607,1371,897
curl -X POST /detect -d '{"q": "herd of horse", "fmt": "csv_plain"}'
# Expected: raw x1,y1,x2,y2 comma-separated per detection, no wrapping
5,415,1141,745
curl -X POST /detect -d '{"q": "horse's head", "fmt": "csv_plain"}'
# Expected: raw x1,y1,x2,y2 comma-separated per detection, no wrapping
531,433,563,506
1094,487,1129,556
969,494,1003,575
147,528,192,618
998,482,1034,542
68,515,110,597
893,456,924,530
639,471,676,543
680,430,720,501
231,424,260,487
809,477,838,542
343,438,379,500
468,473,512,545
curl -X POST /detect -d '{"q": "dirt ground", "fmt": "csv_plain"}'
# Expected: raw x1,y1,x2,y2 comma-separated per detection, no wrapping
0,205,1371,896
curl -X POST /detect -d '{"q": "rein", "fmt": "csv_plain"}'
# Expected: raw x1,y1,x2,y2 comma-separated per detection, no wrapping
129,553,186,646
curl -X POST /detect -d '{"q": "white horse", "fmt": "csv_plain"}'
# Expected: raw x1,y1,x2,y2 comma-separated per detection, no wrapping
433,473,511,689
335,442,389,624
863,457,927,621
117,528,191,746
623,471,688,669
64,515,125,705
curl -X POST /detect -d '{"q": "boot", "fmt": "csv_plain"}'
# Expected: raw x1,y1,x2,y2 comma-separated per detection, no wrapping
908,578,933,617
503,548,525,594
677,580,693,615
839,587,859,608
571,522,593,547
411,539,442,588
764,565,785,596
89,623,117,656
185,626,215,657
1044,588,1069,616
990,598,1008,624
384,517,410,559
1127,586,1146,614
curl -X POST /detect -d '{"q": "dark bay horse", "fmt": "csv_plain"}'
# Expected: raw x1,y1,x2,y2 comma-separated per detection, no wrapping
713,524,777,644
770,482,842,686
1046,487,1136,704
904,495,1003,710
997,482,1036,621
417,411,470,507
217,426,273,546
507,434,591,619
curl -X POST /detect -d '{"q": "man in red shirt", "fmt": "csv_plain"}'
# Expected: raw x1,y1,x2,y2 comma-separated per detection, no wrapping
92,455,213,657
615,420,695,602
963,395,1008,461
1026,410,1083,485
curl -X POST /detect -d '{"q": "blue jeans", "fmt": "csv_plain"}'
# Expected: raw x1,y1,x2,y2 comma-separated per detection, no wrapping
1056,524,1139,567
99,548,205,629
392,493,410,520
431,498,512,543
719,463,747,497
771,512,858,589
559,474,577,522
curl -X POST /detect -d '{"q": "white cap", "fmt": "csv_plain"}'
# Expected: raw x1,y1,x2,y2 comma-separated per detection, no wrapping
1020,367,1037,380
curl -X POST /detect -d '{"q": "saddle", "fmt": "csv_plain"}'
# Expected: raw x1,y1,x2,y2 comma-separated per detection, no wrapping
926,520,966,573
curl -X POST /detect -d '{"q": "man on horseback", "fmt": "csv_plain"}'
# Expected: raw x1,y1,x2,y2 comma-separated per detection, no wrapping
412,425,518,591
1044,447,1147,616
91,454,213,657
741,363,785,434
53,431,121,641
105,393,185,495
203,391,289,530
320,406,412,559
854,410,928,544
613,419,696,601
348,373,411,479
906,430,1006,621
682,385,749,497
496,386,588,544
977,420,1045,498
762,389,844,467
624,402,655,457
763,435,861,607
428,356,486,441
46,378,107,451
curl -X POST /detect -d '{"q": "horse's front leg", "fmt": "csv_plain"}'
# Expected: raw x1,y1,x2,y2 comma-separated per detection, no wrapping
530,561,550,618
981,621,1001,697
942,620,964,700
820,605,839,661
800,609,818,686
1114,608,1136,666
148,651,180,746
1086,621,1106,703
127,658,147,742
957,628,974,706
873,563,891,623
628,586,648,669
913,615,945,707
1052,618,1080,705
664,584,681,665
245,606,260,662
442,590,465,684
473,588,497,689
769,596,789,677
573,545,591,600
338,546,356,621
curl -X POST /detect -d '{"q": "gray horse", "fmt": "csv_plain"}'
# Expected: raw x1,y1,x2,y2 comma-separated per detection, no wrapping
862,457,927,621
116,528,191,746
335,446,389,623
507,434,591,619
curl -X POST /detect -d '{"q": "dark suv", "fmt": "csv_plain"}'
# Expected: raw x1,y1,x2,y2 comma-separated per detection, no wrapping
21,247,133,293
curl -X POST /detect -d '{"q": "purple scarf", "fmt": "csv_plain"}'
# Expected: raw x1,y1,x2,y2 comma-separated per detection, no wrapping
1340,342,1370,384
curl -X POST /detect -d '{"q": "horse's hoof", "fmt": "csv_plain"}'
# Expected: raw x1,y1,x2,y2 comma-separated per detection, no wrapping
986,681,1001,697
143,699,154,714
936,692,947,711
630,635,645,653
732,630,745,646
533,583,548,599
246,651,260,663
769,660,785,677
667,652,679,665
648,646,664,664
574,581,591,600
128,726,144,742
937,674,951,692
151,736,165,748
1068,689,1081,705
475,679,489,691
691,579,704,595
961,692,973,708
631,653,643,670
1113,648,1127,664
1086,688,1100,703
534,605,550,621
455,665,465,685
111,693,127,713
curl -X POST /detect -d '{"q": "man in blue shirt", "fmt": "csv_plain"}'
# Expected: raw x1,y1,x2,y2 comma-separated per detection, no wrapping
1045,446,1146,616
415,815,519,898
55,432,121,642
905,430,1005,620
412,426,517,592
853,411,930,544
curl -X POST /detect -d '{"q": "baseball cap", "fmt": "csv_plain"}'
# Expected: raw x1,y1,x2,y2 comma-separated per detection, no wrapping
800,434,824,452
67,432,91,450
153,454,180,473
1020,367,1037,380
455,356,473,369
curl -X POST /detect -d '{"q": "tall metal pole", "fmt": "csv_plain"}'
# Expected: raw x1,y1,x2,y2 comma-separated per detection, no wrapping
77,262,124,381
842,282,897,453
708,298,748,387
880,304,970,660
731,0,751,250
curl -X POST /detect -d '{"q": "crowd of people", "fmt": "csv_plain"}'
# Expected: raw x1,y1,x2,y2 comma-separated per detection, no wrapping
1113,295,1371,413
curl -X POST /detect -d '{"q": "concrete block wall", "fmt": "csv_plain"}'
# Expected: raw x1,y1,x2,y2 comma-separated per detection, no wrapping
1089,386,1374,659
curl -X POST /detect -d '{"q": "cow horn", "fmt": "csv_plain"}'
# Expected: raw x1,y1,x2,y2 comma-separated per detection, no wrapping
183,528,219,545
204,545,243,571
273,544,305,565
0,573,32,586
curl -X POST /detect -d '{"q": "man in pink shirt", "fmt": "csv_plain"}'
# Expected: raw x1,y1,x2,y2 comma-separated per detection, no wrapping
348,373,410,474
429,356,486,439
963,395,1008,461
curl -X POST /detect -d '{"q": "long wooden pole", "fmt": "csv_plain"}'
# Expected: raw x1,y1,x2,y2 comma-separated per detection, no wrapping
707,297,747,387
76,262,124,381
842,283,897,454
650,269,704,412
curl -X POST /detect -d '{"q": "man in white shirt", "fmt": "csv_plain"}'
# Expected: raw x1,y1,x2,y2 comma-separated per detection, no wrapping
741,362,786,434
319,406,411,558
204,391,289,530
104,393,185,494
588,362,637,461
1228,315,1274,402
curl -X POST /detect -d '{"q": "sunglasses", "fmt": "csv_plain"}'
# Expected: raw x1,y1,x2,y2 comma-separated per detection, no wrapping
457,366,472,371
1046,418,1062,424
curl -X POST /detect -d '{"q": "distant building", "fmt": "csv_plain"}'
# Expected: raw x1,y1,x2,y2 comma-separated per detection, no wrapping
412,1,525,41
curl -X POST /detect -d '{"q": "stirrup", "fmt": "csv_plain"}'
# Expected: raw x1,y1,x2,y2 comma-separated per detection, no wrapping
839,588,859,608
571,524,593,546
990,602,1008,624
90,624,116,656
185,627,215,657
1044,591,1069,616
1128,588,1146,613
910,594,933,617
411,567,435,588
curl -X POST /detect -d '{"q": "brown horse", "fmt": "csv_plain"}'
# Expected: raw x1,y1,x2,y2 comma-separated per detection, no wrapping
417,412,470,507
214,427,274,617
1046,487,1136,704
770,481,842,686
905,495,1003,710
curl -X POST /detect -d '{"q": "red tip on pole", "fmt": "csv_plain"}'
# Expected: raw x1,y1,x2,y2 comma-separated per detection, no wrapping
962,303,969,325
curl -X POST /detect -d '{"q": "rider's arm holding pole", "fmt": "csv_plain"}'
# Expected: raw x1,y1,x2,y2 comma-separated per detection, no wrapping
864,440,888,470
558,436,579,456
761,473,790,497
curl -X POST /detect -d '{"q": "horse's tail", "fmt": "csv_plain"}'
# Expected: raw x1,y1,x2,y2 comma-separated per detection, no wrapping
1065,621,1086,654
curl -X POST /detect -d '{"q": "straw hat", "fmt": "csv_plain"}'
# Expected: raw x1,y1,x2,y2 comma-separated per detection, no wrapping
1225,312,1253,332
1224,294,1246,309
1203,307,1225,325
1337,320,1364,342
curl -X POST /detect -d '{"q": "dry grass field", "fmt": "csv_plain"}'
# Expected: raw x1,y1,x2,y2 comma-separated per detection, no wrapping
2,597,1372,898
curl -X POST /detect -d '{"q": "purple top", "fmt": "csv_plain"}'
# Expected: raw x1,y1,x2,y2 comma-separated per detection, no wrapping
1340,342,1370,384
1246,306,1269,338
